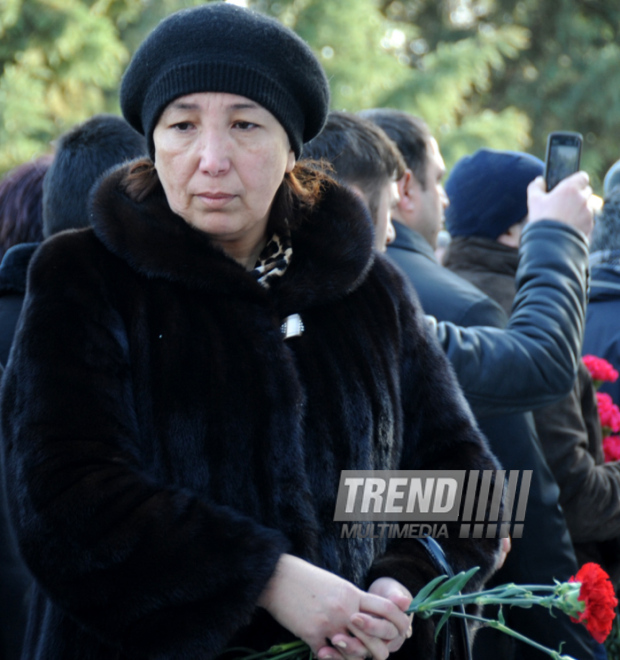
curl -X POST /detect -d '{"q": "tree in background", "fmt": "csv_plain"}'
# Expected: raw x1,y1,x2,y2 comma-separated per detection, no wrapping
0,0,203,174
0,0,136,172
255,0,531,171
378,0,620,188
1,0,618,189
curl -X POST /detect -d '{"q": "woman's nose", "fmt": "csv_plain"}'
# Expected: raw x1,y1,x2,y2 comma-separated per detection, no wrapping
197,131,231,176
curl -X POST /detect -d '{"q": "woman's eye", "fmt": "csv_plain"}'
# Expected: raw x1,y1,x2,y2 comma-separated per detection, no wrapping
233,121,257,130
172,121,193,131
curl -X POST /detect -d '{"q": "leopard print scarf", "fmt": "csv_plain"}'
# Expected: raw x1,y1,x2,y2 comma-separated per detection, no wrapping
251,227,292,289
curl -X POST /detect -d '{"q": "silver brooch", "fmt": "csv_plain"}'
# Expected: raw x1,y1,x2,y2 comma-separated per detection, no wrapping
281,313,304,339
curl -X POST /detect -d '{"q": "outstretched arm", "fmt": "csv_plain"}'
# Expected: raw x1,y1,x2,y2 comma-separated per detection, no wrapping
434,172,593,417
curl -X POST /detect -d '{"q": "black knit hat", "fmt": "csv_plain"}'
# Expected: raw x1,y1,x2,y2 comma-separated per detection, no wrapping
445,148,544,240
120,2,330,160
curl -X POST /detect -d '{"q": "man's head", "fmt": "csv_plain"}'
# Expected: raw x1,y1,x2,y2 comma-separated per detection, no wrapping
42,114,147,237
604,159,620,198
359,108,448,250
590,185,620,256
445,148,544,247
303,111,405,251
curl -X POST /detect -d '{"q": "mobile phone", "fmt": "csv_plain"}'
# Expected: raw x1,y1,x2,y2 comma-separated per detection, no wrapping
544,131,583,191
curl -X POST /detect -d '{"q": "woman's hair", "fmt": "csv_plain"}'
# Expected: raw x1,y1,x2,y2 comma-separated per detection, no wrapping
122,158,333,232
0,155,53,260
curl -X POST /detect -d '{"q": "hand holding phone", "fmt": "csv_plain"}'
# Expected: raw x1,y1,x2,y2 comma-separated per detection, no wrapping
544,131,583,191
528,170,593,236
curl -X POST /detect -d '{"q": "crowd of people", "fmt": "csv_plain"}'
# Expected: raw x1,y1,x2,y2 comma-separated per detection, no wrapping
0,3,616,660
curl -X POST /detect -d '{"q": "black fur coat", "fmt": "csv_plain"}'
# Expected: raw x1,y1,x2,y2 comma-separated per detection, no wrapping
1,166,500,659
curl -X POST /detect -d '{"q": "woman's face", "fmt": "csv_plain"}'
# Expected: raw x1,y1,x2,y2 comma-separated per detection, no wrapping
153,92,295,255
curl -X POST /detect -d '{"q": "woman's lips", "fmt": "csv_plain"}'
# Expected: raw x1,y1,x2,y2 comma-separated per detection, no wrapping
196,192,236,209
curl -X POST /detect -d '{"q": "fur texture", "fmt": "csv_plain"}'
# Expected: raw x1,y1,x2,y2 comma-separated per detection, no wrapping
1,167,500,659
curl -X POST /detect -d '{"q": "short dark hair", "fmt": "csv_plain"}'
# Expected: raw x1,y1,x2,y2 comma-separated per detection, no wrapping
359,108,431,188
590,186,620,254
42,114,147,237
302,111,405,224
0,155,52,260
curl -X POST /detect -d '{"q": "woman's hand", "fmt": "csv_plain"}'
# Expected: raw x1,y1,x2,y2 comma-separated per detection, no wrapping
351,577,413,654
496,536,511,570
258,554,411,659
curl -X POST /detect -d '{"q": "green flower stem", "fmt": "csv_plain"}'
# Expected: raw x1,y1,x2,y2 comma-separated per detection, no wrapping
225,576,586,659
224,641,309,659
408,585,577,616
446,611,577,660
410,593,542,613
263,641,310,659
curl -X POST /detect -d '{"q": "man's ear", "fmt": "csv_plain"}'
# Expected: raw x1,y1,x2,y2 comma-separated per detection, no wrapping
395,169,416,214
497,219,526,248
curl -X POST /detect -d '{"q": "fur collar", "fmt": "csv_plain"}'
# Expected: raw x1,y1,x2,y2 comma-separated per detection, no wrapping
90,165,375,314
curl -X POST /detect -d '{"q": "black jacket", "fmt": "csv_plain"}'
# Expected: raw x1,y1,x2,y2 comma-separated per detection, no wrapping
435,221,588,417
389,224,597,660
0,169,500,660
0,243,38,367
0,243,38,660
388,222,508,327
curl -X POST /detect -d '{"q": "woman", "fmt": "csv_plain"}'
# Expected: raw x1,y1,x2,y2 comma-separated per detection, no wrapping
0,4,501,659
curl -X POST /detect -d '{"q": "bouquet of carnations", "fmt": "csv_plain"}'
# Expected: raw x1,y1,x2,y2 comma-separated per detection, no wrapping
228,562,617,660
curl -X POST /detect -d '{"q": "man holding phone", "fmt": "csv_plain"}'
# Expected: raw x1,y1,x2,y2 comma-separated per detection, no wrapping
443,148,610,660
442,148,544,309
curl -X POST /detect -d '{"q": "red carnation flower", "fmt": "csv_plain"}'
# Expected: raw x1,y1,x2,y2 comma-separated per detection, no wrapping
583,355,619,389
603,435,620,463
569,563,618,643
597,392,620,435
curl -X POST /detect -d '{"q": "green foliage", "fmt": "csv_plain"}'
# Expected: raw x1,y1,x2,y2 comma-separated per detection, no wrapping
257,0,531,172
1,0,618,188
378,24,531,169
270,0,413,111
383,0,620,189
0,0,132,172
0,0,215,174
439,108,531,171
117,0,206,55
